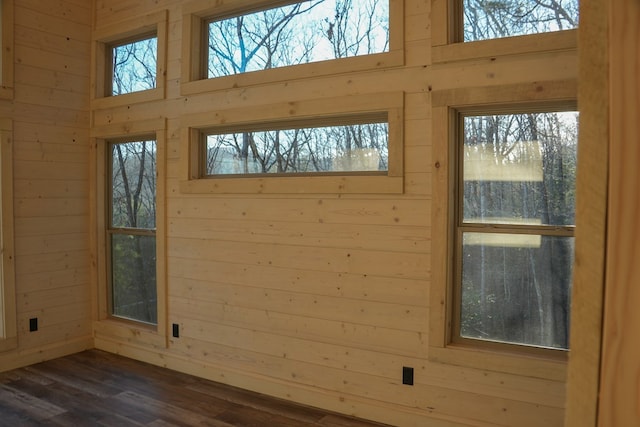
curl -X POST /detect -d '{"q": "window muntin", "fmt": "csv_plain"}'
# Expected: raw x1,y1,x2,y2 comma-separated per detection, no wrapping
206,0,389,79
202,116,388,176
110,34,157,96
454,109,578,351
108,139,157,325
462,0,579,42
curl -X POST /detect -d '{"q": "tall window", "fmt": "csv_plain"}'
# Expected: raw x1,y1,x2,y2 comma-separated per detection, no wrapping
454,109,578,350
462,0,579,41
205,0,389,78
202,115,388,176
108,139,157,324
110,34,157,96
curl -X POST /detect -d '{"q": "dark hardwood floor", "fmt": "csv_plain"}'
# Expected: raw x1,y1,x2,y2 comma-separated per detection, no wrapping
0,350,390,427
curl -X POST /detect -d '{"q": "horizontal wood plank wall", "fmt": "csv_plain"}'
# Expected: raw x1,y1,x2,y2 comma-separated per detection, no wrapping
0,0,93,370
92,1,576,426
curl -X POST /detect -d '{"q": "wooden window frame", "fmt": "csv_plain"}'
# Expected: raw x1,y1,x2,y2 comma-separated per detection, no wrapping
180,92,404,194
0,119,15,352
430,80,576,380
180,0,404,96
91,119,167,346
0,0,13,100
430,0,577,63
91,10,167,109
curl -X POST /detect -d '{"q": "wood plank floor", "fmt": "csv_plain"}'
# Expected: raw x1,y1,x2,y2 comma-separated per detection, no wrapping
0,350,390,427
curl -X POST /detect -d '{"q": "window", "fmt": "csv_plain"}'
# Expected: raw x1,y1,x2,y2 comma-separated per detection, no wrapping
206,0,389,78
110,34,157,96
180,92,404,194
454,109,578,351
181,0,403,94
107,138,157,324
202,115,388,176
92,10,167,107
430,81,577,378
461,0,579,41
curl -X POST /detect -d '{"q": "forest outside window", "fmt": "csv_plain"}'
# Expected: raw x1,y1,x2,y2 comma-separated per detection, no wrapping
461,0,579,41
109,34,157,96
181,0,403,93
92,10,167,107
180,92,403,194
454,108,578,352
202,115,388,177
206,0,388,78
108,139,157,325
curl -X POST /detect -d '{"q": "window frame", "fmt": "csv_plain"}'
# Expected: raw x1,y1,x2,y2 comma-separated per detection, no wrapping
0,118,15,352
430,0,577,63
429,80,576,380
106,137,158,326
91,119,167,341
451,106,577,354
180,92,404,194
0,0,14,100
91,10,167,109
180,0,404,96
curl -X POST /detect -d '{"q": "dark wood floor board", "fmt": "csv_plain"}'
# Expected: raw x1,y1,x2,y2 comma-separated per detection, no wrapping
0,383,66,421
0,350,391,427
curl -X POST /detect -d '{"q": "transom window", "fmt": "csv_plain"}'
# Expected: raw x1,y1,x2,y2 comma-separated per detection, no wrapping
108,139,157,324
109,34,157,96
462,0,579,41
202,115,388,176
454,108,578,351
205,0,389,78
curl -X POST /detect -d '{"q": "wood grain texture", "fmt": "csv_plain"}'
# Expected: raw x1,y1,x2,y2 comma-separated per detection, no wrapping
563,0,609,425
0,349,389,426
598,0,640,425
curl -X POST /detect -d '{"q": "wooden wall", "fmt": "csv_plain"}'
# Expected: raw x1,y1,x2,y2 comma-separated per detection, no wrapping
90,1,577,426
598,0,640,424
0,0,93,368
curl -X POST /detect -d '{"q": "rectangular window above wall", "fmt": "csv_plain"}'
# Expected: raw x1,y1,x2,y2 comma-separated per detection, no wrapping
202,115,388,176
179,92,404,195
92,10,167,108
430,0,578,60
181,0,404,94
461,0,579,41
205,0,389,79
110,34,157,96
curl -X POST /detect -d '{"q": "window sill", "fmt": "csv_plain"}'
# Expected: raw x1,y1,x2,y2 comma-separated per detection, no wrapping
432,29,578,65
429,344,567,381
180,175,403,195
180,51,404,96
91,87,165,110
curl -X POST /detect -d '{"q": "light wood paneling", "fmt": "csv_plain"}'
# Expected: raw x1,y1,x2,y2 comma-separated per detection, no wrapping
86,0,580,426
597,0,640,425
0,0,92,369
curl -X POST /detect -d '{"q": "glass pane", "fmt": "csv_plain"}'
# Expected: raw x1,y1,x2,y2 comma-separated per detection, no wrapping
111,140,156,229
111,234,157,324
205,122,388,175
463,111,578,226
460,233,573,349
463,0,579,41
207,0,389,78
112,36,157,95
